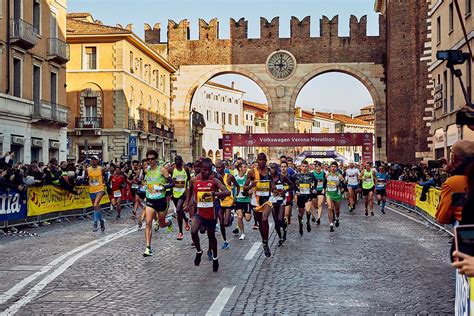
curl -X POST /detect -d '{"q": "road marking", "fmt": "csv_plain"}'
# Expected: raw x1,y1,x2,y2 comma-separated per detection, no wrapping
1,227,137,315
205,286,236,316
0,238,103,306
244,242,262,261
386,206,427,225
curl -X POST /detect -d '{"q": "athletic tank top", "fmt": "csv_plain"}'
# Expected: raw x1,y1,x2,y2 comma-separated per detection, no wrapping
362,170,375,189
195,178,215,220
145,167,166,200
172,168,188,198
220,173,234,207
235,173,250,203
272,176,285,202
251,168,271,206
313,171,325,192
375,172,389,190
88,166,104,193
326,173,340,193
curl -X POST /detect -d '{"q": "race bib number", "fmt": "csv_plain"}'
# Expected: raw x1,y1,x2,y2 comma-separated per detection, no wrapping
90,177,100,186
327,181,337,192
131,184,139,189
174,175,186,192
113,190,122,198
147,184,163,198
299,183,310,195
364,177,372,184
256,181,270,197
197,191,213,208
377,180,386,188
316,180,324,190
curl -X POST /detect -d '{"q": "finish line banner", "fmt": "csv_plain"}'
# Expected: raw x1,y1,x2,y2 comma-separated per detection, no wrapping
28,185,110,216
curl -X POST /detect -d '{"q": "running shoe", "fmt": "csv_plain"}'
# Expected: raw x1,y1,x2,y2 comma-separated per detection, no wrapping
335,218,340,227
283,217,288,230
138,220,143,229
311,216,316,223
380,208,385,215
92,222,98,232
116,215,121,220
233,227,240,235
263,243,271,257
143,247,153,257
166,220,173,233
215,223,220,232
194,251,203,266
177,233,184,240
185,221,190,231
100,220,105,233
130,212,136,219
349,207,353,213
330,224,334,232
154,221,160,231
239,234,246,240
278,239,284,247
316,218,321,225
306,223,311,233
299,222,303,236
228,214,234,227
213,258,219,272
207,249,213,261
222,241,230,250
371,211,374,216
253,224,259,230
365,209,368,216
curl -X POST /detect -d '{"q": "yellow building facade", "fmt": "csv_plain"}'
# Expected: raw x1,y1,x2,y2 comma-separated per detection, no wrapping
66,13,176,162
0,0,69,163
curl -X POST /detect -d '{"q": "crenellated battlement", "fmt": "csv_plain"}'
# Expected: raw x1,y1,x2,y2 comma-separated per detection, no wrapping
153,15,386,66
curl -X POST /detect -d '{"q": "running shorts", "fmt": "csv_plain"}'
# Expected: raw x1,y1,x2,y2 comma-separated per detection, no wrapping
194,214,217,229
362,186,375,196
172,196,186,210
235,202,251,214
297,195,311,208
146,197,168,212
348,184,359,190
326,192,342,202
376,189,387,197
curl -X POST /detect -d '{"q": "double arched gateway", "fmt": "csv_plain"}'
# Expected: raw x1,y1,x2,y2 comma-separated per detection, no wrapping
145,15,388,162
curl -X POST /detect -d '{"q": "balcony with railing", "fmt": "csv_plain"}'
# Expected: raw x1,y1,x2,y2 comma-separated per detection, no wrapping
10,19,39,48
148,120,157,134
75,117,103,129
32,101,69,126
48,38,70,64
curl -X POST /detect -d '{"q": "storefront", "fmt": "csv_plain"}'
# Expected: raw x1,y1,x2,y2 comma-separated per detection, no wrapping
433,128,446,159
446,124,460,154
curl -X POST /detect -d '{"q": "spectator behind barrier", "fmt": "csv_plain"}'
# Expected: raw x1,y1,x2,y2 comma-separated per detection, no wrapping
436,140,474,225
452,161,474,275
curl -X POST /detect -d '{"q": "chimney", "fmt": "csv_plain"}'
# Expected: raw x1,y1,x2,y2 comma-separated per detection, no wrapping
231,81,235,89
351,114,353,119
312,108,316,115
330,112,334,119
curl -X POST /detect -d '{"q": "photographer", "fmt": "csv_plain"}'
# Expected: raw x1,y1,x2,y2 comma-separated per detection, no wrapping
435,140,474,225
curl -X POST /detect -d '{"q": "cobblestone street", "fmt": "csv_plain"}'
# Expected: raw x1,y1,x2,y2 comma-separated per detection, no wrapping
0,202,455,314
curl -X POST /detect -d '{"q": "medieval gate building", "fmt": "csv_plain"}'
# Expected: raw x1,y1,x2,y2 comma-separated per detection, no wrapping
145,1,431,163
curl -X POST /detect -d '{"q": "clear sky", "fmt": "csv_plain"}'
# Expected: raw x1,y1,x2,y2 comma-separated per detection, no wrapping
69,0,379,114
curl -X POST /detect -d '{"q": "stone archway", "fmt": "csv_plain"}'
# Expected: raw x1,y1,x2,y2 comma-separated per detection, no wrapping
289,64,386,161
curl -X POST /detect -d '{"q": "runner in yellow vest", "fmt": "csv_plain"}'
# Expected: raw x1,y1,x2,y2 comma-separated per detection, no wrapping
85,155,106,232
171,155,191,241
360,162,376,216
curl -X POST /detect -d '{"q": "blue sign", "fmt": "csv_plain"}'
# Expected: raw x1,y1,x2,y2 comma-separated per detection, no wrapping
129,146,138,156
129,136,137,147
0,188,27,222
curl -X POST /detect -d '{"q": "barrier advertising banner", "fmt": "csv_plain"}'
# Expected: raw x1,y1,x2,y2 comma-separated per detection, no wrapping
0,187,28,222
27,185,110,216
415,185,441,219
386,181,416,207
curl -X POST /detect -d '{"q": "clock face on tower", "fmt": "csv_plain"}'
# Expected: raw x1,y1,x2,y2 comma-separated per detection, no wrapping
266,50,297,80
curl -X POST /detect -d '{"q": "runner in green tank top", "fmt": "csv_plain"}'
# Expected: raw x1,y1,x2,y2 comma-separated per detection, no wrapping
171,155,191,241
326,162,345,232
311,162,327,226
360,162,376,216
234,162,251,240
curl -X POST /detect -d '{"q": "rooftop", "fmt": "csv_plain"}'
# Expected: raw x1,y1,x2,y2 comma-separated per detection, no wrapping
315,112,371,126
205,81,245,94
243,100,269,112
67,15,131,35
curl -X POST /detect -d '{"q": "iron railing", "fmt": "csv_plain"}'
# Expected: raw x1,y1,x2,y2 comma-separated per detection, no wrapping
75,117,103,129
48,38,70,63
10,18,39,48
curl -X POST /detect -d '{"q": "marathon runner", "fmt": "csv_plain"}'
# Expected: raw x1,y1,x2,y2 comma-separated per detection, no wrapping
311,162,327,225
171,155,191,240
294,160,317,236
142,150,174,257
108,165,126,219
86,155,106,232
375,165,390,214
234,161,251,240
245,153,273,257
360,162,376,216
326,162,344,232
280,161,295,241
129,160,142,219
269,163,294,246
137,158,148,228
185,158,230,272
215,160,240,250
346,161,361,212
